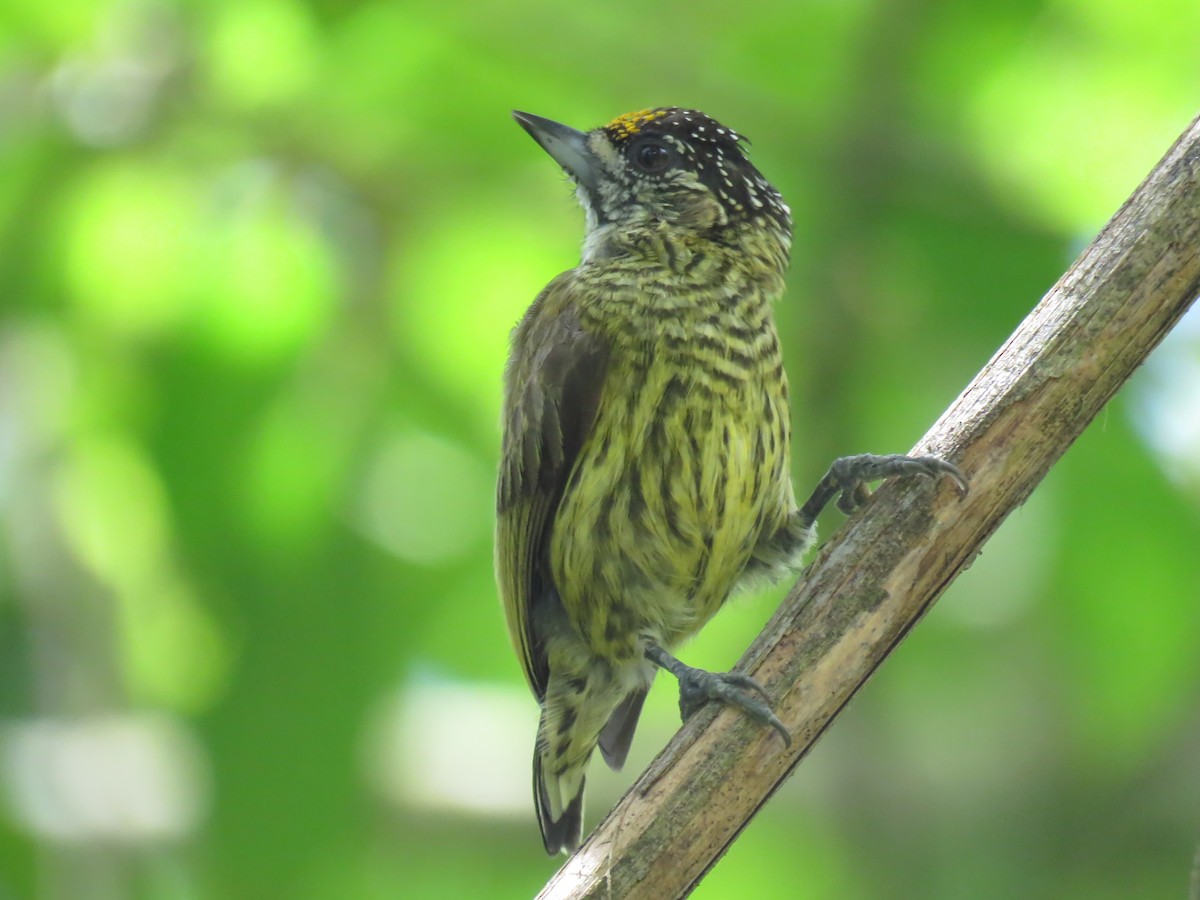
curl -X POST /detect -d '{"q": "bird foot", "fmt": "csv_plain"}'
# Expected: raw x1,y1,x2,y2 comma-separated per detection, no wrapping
824,453,968,515
645,644,791,746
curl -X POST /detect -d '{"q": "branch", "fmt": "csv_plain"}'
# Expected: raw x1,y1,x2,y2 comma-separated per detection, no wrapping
537,112,1200,900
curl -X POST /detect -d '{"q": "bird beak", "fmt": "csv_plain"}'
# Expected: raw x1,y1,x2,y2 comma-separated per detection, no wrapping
513,111,602,192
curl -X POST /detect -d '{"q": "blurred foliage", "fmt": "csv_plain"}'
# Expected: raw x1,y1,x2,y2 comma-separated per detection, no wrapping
0,1,1199,898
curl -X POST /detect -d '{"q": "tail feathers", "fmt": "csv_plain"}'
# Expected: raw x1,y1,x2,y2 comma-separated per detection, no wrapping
597,689,647,771
534,753,585,855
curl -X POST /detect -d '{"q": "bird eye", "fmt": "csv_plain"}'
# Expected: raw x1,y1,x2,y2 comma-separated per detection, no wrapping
632,139,672,173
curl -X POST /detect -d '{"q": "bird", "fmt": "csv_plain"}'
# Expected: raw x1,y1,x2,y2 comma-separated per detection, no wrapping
495,107,966,855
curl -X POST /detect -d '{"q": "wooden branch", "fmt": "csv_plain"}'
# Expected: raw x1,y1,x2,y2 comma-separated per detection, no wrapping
536,112,1200,900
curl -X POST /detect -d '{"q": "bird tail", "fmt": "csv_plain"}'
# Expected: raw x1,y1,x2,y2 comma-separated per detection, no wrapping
597,688,647,771
534,748,585,855
533,669,652,854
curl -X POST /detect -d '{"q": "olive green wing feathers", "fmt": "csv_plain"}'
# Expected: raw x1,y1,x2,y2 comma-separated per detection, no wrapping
496,276,610,700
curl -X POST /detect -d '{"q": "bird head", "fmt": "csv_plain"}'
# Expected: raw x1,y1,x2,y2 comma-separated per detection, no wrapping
513,107,791,250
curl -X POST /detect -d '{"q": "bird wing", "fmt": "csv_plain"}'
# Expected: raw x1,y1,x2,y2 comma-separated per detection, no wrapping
496,273,610,700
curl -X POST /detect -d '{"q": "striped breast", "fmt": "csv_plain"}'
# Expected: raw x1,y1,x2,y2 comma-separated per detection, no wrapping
550,279,792,660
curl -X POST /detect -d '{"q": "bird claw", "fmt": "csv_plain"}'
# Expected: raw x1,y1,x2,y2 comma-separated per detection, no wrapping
644,643,791,747
677,667,792,747
829,453,968,515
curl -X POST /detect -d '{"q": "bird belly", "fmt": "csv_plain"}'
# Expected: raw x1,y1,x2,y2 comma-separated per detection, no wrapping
550,364,788,661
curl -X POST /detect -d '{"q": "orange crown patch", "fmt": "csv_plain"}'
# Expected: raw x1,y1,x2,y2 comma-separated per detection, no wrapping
604,108,670,141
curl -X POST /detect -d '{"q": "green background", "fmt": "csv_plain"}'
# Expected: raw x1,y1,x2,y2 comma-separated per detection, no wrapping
1,0,1199,897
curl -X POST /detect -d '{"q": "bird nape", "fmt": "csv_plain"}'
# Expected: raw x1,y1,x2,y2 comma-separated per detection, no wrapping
495,107,967,855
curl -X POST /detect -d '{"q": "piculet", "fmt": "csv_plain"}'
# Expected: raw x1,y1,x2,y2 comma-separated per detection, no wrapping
495,107,967,854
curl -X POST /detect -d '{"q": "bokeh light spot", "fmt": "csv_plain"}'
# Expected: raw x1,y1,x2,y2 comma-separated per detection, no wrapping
352,430,492,565
389,201,567,423
193,164,337,365
204,0,318,110
62,163,197,339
